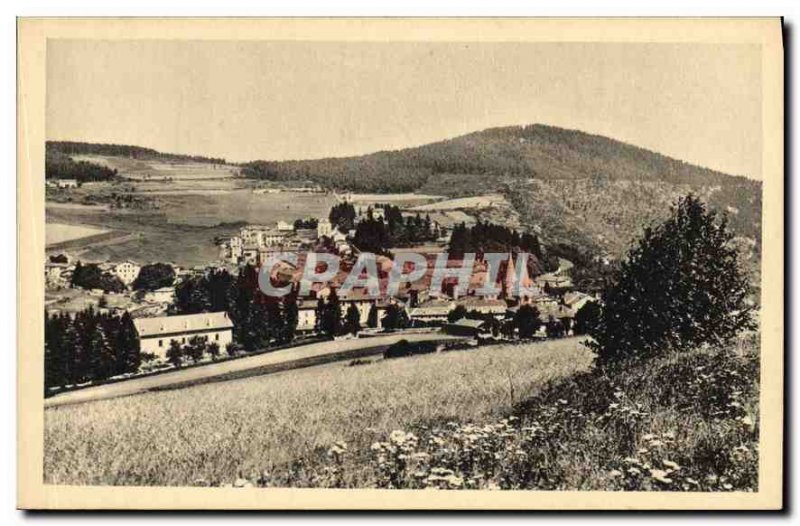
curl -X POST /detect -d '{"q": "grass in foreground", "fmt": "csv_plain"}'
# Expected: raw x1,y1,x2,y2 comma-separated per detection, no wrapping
270,334,758,491
44,338,592,486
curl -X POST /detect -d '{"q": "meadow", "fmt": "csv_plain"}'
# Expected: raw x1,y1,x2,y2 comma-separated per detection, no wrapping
46,189,337,266
45,223,110,246
44,338,593,486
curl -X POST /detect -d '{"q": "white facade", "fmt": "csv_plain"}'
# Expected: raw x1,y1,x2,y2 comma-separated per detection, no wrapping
316,218,333,238
133,311,234,359
113,261,141,286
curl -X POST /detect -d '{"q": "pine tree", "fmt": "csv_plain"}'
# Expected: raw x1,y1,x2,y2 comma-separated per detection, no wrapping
345,303,361,335
284,296,299,342
381,303,409,331
367,304,379,328
115,312,141,374
320,289,343,337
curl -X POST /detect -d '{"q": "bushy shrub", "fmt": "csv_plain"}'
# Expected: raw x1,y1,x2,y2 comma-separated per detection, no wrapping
383,339,438,359
590,195,754,364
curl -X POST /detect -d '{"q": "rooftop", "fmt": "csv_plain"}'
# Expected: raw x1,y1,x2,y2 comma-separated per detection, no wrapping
133,311,233,338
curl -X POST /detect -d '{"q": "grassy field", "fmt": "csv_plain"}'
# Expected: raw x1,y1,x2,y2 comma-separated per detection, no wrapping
44,338,593,486
45,189,337,265
303,335,760,491
45,223,110,246
72,155,239,180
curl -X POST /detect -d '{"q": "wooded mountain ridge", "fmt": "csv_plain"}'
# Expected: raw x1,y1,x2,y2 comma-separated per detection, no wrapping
46,124,762,259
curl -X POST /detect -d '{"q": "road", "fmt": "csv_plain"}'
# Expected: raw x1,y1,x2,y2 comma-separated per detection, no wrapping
45,331,464,409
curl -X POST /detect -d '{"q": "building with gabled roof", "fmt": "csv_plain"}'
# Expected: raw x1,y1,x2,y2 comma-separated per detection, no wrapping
133,311,234,358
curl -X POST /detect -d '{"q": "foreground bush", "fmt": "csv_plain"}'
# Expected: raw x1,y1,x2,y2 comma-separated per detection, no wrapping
590,195,754,364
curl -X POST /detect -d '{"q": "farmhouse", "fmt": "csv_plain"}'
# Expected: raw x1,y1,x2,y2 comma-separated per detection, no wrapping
133,311,234,358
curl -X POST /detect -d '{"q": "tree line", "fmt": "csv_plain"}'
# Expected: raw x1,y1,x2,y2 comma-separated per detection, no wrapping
171,265,299,353
47,141,226,164
70,261,176,293
331,203,439,253
448,221,552,269
314,289,410,337
45,309,140,392
46,151,117,183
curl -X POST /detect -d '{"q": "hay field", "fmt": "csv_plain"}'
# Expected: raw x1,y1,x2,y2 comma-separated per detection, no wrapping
72,155,239,180
45,223,110,246
44,338,593,486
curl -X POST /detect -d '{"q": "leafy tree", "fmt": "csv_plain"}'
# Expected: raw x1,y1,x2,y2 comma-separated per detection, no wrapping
589,195,754,364
514,304,541,339
133,263,176,291
225,342,241,357
574,301,602,335
329,202,357,231
45,150,117,182
71,262,125,293
166,340,184,368
345,303,362,335
184,336,207,364
545,316,565,338
207,342,221,361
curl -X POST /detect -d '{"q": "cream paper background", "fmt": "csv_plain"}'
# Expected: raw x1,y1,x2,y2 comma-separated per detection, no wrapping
17,17,784,510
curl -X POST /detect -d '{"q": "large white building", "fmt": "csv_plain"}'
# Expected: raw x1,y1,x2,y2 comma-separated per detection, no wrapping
112,260,141,286
133,311,234,358
316,218,333,238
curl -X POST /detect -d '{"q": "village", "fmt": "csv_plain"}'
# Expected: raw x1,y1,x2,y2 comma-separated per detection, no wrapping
44,197,599,391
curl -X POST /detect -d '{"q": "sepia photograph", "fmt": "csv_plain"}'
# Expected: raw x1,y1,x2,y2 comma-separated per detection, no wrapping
16,17,784,510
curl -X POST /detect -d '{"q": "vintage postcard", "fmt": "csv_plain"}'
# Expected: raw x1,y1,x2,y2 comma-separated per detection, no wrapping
17,18,783,510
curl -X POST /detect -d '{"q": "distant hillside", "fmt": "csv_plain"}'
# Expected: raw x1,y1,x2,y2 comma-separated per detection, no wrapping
243,124,762,257
47,126,762,261
46,141,226,165
241,124,755,191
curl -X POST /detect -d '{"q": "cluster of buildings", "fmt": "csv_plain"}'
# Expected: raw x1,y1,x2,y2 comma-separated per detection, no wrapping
219,218,342,265
45,205,597,365
45,179,79,189
45,256,142,290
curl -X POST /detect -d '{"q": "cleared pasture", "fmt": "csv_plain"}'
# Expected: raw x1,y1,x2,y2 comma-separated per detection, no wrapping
408,193,507,212
43,338,593,486
45,223,110,246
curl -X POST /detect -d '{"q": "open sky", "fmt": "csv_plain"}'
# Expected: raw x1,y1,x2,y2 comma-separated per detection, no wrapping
47,40,762,179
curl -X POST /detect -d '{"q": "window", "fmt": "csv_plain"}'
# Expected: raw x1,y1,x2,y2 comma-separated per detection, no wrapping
215,334,219,341
158,340,163,347
182,337,186,344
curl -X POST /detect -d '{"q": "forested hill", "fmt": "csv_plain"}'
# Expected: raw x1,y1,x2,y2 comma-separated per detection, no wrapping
240,124,756,191
46,141,226,165
242,124,762,257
